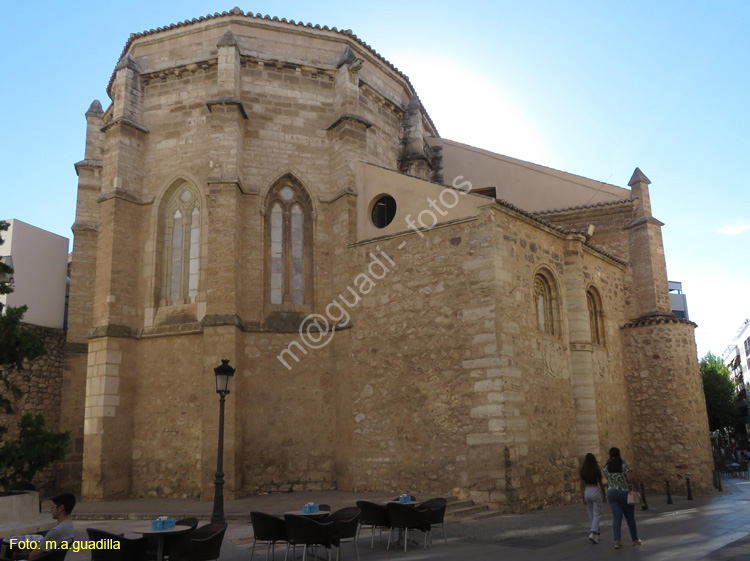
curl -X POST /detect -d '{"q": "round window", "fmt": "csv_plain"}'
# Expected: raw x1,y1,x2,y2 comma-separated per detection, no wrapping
371,195,397,228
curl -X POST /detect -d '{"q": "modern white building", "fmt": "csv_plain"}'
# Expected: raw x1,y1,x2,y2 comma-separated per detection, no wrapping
0,219,69,329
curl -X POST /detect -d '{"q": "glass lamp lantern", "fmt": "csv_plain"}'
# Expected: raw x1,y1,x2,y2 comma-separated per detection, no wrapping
213,359,236,394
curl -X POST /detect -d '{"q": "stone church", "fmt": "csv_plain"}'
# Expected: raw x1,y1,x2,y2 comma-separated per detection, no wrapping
61,8,712,510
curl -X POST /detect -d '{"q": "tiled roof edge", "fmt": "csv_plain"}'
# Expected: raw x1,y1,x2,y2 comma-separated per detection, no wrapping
534,198,633,215
493,198,628,266
107,8,439,135
622,314,697,329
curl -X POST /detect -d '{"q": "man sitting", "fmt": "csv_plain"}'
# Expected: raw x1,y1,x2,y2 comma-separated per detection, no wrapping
6,493,76,560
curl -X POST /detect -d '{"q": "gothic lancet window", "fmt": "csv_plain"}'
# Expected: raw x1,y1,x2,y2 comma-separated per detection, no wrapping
265,177,313,309
533,270,558,335
161,183,201,306
587,286,605,345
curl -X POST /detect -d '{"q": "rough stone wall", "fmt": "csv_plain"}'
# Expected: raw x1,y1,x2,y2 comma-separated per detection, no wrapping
337,215,493,495
487,209,579,510
0,324,66,493
622,318,713,494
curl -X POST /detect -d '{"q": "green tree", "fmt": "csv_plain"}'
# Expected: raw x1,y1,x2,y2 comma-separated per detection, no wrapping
700,352,739,432
0,413,70,490
0,220,45,414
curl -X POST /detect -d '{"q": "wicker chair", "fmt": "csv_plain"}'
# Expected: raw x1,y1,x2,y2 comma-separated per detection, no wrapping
34,549,69,561
355,501,390,549
386,502,431,552
168,523,227,561
145,517,198,561
250,511,288,561
284,514,335,561
416,497,448,545
328,507,361,561
86,528,147,561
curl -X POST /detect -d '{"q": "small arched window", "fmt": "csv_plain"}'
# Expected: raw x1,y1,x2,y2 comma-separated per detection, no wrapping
587,286,605,345
265,177,313,308
160,182,201,306
533,270,559,335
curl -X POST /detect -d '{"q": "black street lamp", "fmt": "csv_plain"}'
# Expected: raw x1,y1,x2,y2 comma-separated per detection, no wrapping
211,358,235,524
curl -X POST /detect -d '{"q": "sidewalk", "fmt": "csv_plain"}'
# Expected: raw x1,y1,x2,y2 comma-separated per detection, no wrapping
59,478,750,560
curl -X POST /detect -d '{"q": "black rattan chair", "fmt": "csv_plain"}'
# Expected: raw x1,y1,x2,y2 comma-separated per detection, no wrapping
284,514,335,561
145,517,198,560
168,523,227,561
250,511,288,561
417,497,448,545
355,500,390,549
34,549,69,561
86,528,147,561
328,507,360,561
386,502,431,552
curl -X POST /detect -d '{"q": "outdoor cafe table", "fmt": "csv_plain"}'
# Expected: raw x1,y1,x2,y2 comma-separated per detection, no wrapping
284,510,330,518
129,522,192,561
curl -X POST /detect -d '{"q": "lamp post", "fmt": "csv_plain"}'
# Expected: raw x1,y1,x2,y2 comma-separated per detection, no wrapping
211,358,235,524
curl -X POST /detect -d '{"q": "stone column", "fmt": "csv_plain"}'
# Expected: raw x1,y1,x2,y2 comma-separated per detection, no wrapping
625,168,672,317
399,97,432,180
563,236,601,459
199,28,248,500
82,53,148,500
328,45,371,192
60,101,105,492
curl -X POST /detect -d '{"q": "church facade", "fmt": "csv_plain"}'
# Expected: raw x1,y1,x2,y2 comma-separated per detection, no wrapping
61,9,712,510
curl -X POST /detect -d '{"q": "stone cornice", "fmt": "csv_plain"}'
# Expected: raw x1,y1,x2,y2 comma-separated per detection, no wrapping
88,324,142,339
74,159,103,176
206,97,248,119
205,173,255,194
625,215,665,229
322,186,357,203
71,222,98,233
100,117,150,134
63,342,89,354
97,189,143,205
326,112,373,131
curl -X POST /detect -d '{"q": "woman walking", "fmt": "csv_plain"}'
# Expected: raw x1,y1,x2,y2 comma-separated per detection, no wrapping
603,447,643,549
580,453,607,544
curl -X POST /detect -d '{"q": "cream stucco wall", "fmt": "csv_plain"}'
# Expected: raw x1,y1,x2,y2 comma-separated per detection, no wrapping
1,219,69,329
355,162,487,241
431,137,630,212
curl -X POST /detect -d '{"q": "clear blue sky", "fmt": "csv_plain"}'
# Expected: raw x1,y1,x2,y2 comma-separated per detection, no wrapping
1,0,748,357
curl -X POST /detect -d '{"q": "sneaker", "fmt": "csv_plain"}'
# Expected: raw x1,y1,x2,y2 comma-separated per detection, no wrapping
589,532,598,544
596,532,603,541
632,539,643,546
614,540,622,549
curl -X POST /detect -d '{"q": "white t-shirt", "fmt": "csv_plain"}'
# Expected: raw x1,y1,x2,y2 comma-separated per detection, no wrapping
42,520,74,550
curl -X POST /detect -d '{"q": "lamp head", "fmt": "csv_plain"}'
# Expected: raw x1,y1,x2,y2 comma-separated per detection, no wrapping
214,359,236,394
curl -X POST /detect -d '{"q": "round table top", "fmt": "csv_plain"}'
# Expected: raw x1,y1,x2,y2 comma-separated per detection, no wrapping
3,535,43,544
129,523,193,535
284,510,330,517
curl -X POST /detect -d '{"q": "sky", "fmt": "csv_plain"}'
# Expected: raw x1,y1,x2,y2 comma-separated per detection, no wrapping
1,0,748,358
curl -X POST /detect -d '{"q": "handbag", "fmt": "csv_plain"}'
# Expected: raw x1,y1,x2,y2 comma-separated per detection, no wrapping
627,490,641,504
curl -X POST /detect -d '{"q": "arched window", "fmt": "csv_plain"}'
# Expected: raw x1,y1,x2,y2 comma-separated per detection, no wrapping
160,182,201,306
533,270,558,335
265,177,313,308
587,286,605,345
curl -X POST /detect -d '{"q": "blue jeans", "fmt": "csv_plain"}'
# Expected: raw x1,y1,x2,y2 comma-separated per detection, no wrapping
608,489,639,541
